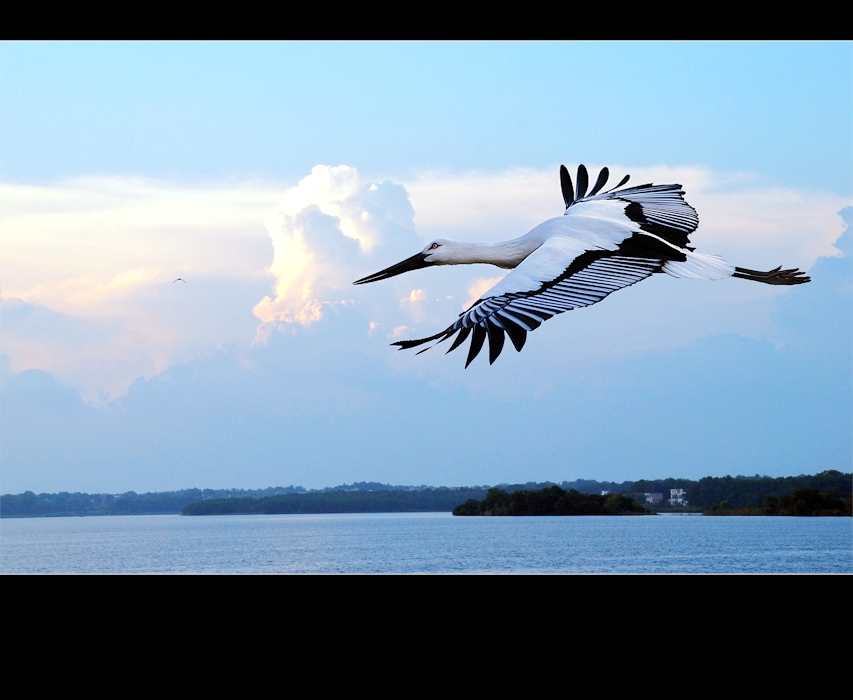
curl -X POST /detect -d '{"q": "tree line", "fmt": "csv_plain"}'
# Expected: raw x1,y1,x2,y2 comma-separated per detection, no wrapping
0,485,305,518
3,471,849,517
452,486,651,516
709,487,852,516
182,488,490,515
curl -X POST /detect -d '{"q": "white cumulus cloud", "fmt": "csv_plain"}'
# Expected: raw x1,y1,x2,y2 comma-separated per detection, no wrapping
253,164,423,337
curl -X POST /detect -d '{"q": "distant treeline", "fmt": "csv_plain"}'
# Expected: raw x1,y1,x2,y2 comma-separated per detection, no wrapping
2,471,849,518
0,486,306,518
182,488,489,515
455,483,851,517
708,488,852,517
453,486,651,516
622,471,851,510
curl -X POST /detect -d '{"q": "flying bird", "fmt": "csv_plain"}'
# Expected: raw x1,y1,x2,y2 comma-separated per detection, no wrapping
173,278,186,283
353,164,810,367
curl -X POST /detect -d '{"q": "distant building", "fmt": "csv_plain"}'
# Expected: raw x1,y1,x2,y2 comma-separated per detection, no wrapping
601,490,610,496
644,493,664,504
669,489,688,506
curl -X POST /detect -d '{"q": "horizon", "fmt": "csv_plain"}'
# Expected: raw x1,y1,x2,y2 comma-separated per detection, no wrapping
5,467,850,499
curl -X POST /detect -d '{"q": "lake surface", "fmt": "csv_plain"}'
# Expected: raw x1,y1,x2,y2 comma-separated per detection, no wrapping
1,513,850,574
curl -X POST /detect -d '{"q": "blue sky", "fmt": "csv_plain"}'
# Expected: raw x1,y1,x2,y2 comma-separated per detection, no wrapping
1,41,851,493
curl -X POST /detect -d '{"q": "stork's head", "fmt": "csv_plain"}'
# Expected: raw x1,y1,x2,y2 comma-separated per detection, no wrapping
353,239,453,284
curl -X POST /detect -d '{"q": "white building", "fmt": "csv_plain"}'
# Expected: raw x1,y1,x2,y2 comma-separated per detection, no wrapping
669,489,688,506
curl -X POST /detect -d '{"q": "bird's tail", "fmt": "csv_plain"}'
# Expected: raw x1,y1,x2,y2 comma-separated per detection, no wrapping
662,251,734,280
663,250,809,284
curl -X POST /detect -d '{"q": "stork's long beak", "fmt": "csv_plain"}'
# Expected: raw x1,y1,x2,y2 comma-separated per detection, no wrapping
353,252,431,284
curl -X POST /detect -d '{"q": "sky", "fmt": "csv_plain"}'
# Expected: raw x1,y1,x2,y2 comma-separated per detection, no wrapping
1,41,851,494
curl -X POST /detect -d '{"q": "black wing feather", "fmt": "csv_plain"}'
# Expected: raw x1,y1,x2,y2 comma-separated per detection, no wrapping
498,315,528,352
588,167,609,197
603,173,630,193
560,165,574,209
486,320,505,364
575,164,588,200
446,326,471,354
466,325,487,368
391,330,446,350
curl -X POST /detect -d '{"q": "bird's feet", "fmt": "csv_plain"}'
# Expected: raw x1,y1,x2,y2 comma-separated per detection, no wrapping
733,266,811,285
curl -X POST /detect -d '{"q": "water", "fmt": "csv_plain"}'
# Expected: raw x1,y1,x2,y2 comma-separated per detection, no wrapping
1,513,850,573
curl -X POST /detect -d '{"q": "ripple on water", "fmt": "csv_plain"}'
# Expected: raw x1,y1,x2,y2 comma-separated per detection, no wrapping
1,513,851,573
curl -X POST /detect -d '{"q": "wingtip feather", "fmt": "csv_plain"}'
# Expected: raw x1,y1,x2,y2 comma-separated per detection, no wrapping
465,325,487,368
576,164,589,200
560,164,574,209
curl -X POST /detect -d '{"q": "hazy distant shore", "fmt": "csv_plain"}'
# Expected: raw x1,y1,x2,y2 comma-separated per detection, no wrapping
2,471,849,518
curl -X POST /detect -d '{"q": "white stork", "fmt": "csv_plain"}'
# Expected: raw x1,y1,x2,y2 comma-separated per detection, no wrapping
353,164,810,367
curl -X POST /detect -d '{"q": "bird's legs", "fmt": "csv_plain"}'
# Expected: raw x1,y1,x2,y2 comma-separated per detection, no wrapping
733,266,810,285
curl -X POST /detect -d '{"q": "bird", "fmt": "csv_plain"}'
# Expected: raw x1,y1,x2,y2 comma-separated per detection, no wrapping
173,278,186,283
353,164,810,367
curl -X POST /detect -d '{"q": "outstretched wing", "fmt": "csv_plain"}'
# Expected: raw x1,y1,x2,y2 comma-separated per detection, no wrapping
393,167,701,367
393,236,665,367
561,163,699,248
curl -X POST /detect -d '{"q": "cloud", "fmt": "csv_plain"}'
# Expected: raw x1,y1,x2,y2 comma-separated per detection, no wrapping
464,276,505,311
405,289,426,303
832,206,852,257
0,176,277,312
0,176,279,401
252,164,423,335
0,280,268,405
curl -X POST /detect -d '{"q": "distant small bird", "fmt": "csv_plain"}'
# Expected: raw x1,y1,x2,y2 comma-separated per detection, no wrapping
173,278,186,283
354,163,810,367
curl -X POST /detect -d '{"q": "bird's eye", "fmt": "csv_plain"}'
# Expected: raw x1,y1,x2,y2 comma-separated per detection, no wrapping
429,243,440,250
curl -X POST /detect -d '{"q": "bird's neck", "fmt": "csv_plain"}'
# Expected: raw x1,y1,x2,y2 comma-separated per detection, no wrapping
449,239,540,269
